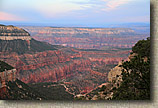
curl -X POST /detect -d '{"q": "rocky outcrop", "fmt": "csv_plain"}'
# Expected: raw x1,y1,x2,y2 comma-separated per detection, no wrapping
0,61,16,88
0,25,31,53
0,25,31,40
0,69,16,88
107,53,138,83
108,61,123,83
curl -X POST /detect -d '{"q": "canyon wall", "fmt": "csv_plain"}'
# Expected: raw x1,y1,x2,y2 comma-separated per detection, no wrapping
0,48,130,94
0,60,16,88
0,69,16,88
21,26,149,49
0,25,133,94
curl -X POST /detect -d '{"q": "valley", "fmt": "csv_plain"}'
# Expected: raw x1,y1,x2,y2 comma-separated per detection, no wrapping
0,24,149,99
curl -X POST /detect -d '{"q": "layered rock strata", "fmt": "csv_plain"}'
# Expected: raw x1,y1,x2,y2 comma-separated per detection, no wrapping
0,25,31,40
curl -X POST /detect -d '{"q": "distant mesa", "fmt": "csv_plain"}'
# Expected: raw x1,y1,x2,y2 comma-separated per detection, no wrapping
0,24,58,54
0,24,31,40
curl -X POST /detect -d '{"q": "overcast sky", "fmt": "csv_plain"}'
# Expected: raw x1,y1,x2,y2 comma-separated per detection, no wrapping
0,0,150,26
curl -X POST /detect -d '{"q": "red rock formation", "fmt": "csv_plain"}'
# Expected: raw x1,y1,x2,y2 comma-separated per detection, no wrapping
0,47,130,94
0,69,16,88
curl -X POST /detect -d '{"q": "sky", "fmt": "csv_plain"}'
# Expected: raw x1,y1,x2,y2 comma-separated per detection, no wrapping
0,0,150,27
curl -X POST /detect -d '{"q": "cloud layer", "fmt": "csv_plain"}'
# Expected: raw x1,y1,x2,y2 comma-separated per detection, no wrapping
102,0,133,11
0,0,150,25
0,12,25,21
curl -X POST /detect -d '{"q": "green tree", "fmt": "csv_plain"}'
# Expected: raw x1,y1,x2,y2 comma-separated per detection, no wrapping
112,38,150,100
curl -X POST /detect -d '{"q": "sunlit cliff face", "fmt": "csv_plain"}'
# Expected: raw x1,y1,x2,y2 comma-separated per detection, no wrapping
0,25,31,40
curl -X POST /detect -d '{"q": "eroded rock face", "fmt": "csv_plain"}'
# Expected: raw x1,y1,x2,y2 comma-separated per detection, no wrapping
0,61,17,99
0,69,16,88
0,25,31,40
108,61,123,83
0,48,130,94
0,25,32,53
107,53,138,83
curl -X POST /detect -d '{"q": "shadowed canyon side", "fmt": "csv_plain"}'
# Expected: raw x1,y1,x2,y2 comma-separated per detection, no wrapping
0,25,132,95
0,60,44,100
0,60,73,100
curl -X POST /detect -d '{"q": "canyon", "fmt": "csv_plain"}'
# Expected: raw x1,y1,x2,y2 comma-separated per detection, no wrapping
0,47,130,94
0,25,149,95
0,60,73,100
21,26,149,49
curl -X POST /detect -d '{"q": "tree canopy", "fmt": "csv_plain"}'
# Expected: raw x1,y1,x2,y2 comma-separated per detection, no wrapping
112,37,150,100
